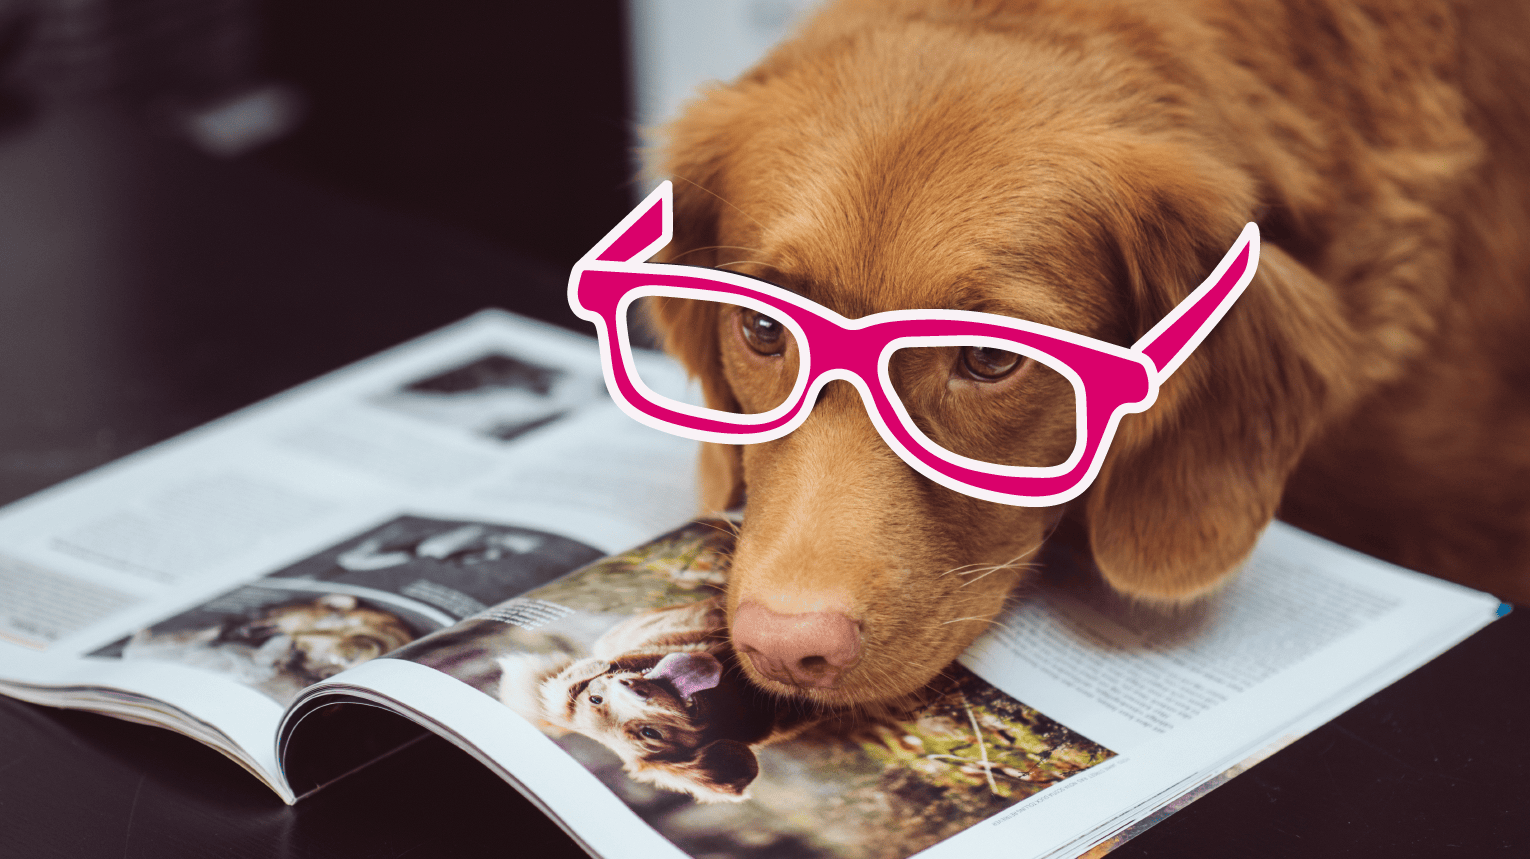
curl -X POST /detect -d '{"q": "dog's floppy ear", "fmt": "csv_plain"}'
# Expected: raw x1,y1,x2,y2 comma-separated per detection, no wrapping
643,85,766,513
646,292,744,513
645,290,746,513
629,738,760,803
1083,144,1360,600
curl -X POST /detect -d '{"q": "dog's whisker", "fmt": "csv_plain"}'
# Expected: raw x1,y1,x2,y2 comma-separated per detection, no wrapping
957,567,1003,584
954,544,1047,588
964,545,1043,574
669,244,763,264
940,548,1035,580
939,615,1005,628
669,174,767,232
712,259,779,274
937,562,987,579
679,243,761,255
959,562,1044,588
956,561,1036,588
696,519,740,541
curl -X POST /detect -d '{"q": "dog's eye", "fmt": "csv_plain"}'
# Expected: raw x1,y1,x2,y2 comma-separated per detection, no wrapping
959,346,1023,381
588,694,603,705
639,726,663,740
739,310,786,356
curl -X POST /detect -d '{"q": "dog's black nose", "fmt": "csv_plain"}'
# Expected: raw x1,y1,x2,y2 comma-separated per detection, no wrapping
733,602,861,689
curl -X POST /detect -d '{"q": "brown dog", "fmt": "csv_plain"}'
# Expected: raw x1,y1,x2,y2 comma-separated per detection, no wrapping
645,0,1530,708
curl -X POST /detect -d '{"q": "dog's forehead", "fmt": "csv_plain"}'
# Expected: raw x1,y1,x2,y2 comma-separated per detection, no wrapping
726,183,1106,334
711,99,1119,331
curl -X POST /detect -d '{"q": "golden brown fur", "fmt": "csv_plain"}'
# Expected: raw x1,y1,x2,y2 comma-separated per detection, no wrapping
646,0,1530,706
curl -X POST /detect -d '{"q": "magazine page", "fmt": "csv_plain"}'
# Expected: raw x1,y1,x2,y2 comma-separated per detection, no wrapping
949,521,1504,859
285,516,1500,859
0,310,702,799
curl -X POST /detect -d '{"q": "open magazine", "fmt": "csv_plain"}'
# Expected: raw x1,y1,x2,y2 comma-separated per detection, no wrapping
0,310,1504,859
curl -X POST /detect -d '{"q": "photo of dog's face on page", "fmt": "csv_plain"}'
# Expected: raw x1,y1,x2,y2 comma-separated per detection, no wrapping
98,589,422,703
644,0,1530,708
501,596,805,804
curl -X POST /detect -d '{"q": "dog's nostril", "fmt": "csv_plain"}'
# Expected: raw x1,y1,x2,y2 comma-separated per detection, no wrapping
733,601,861,690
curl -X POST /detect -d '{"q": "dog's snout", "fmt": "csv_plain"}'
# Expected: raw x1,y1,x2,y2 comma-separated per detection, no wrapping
733,602,861,689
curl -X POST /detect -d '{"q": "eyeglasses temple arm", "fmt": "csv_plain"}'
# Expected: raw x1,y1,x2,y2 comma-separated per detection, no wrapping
1132,222,1261,381
579,181,674,266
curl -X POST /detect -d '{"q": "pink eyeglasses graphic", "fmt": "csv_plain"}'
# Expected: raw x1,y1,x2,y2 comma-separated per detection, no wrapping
569,182,1259,507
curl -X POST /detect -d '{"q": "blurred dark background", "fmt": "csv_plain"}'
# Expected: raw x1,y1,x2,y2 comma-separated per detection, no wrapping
256,0,637,275
0,0,638,505
5,0,639,273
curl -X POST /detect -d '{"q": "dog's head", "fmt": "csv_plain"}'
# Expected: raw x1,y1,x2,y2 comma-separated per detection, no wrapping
228,594,417,685
645,12,1359,705
503,649,760,802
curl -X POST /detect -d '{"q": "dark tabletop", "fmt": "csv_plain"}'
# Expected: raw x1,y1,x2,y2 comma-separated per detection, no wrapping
0,97,1525,859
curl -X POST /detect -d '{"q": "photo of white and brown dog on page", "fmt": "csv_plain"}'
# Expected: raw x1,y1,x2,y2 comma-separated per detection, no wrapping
644,0,1530,709
501,594,822,804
